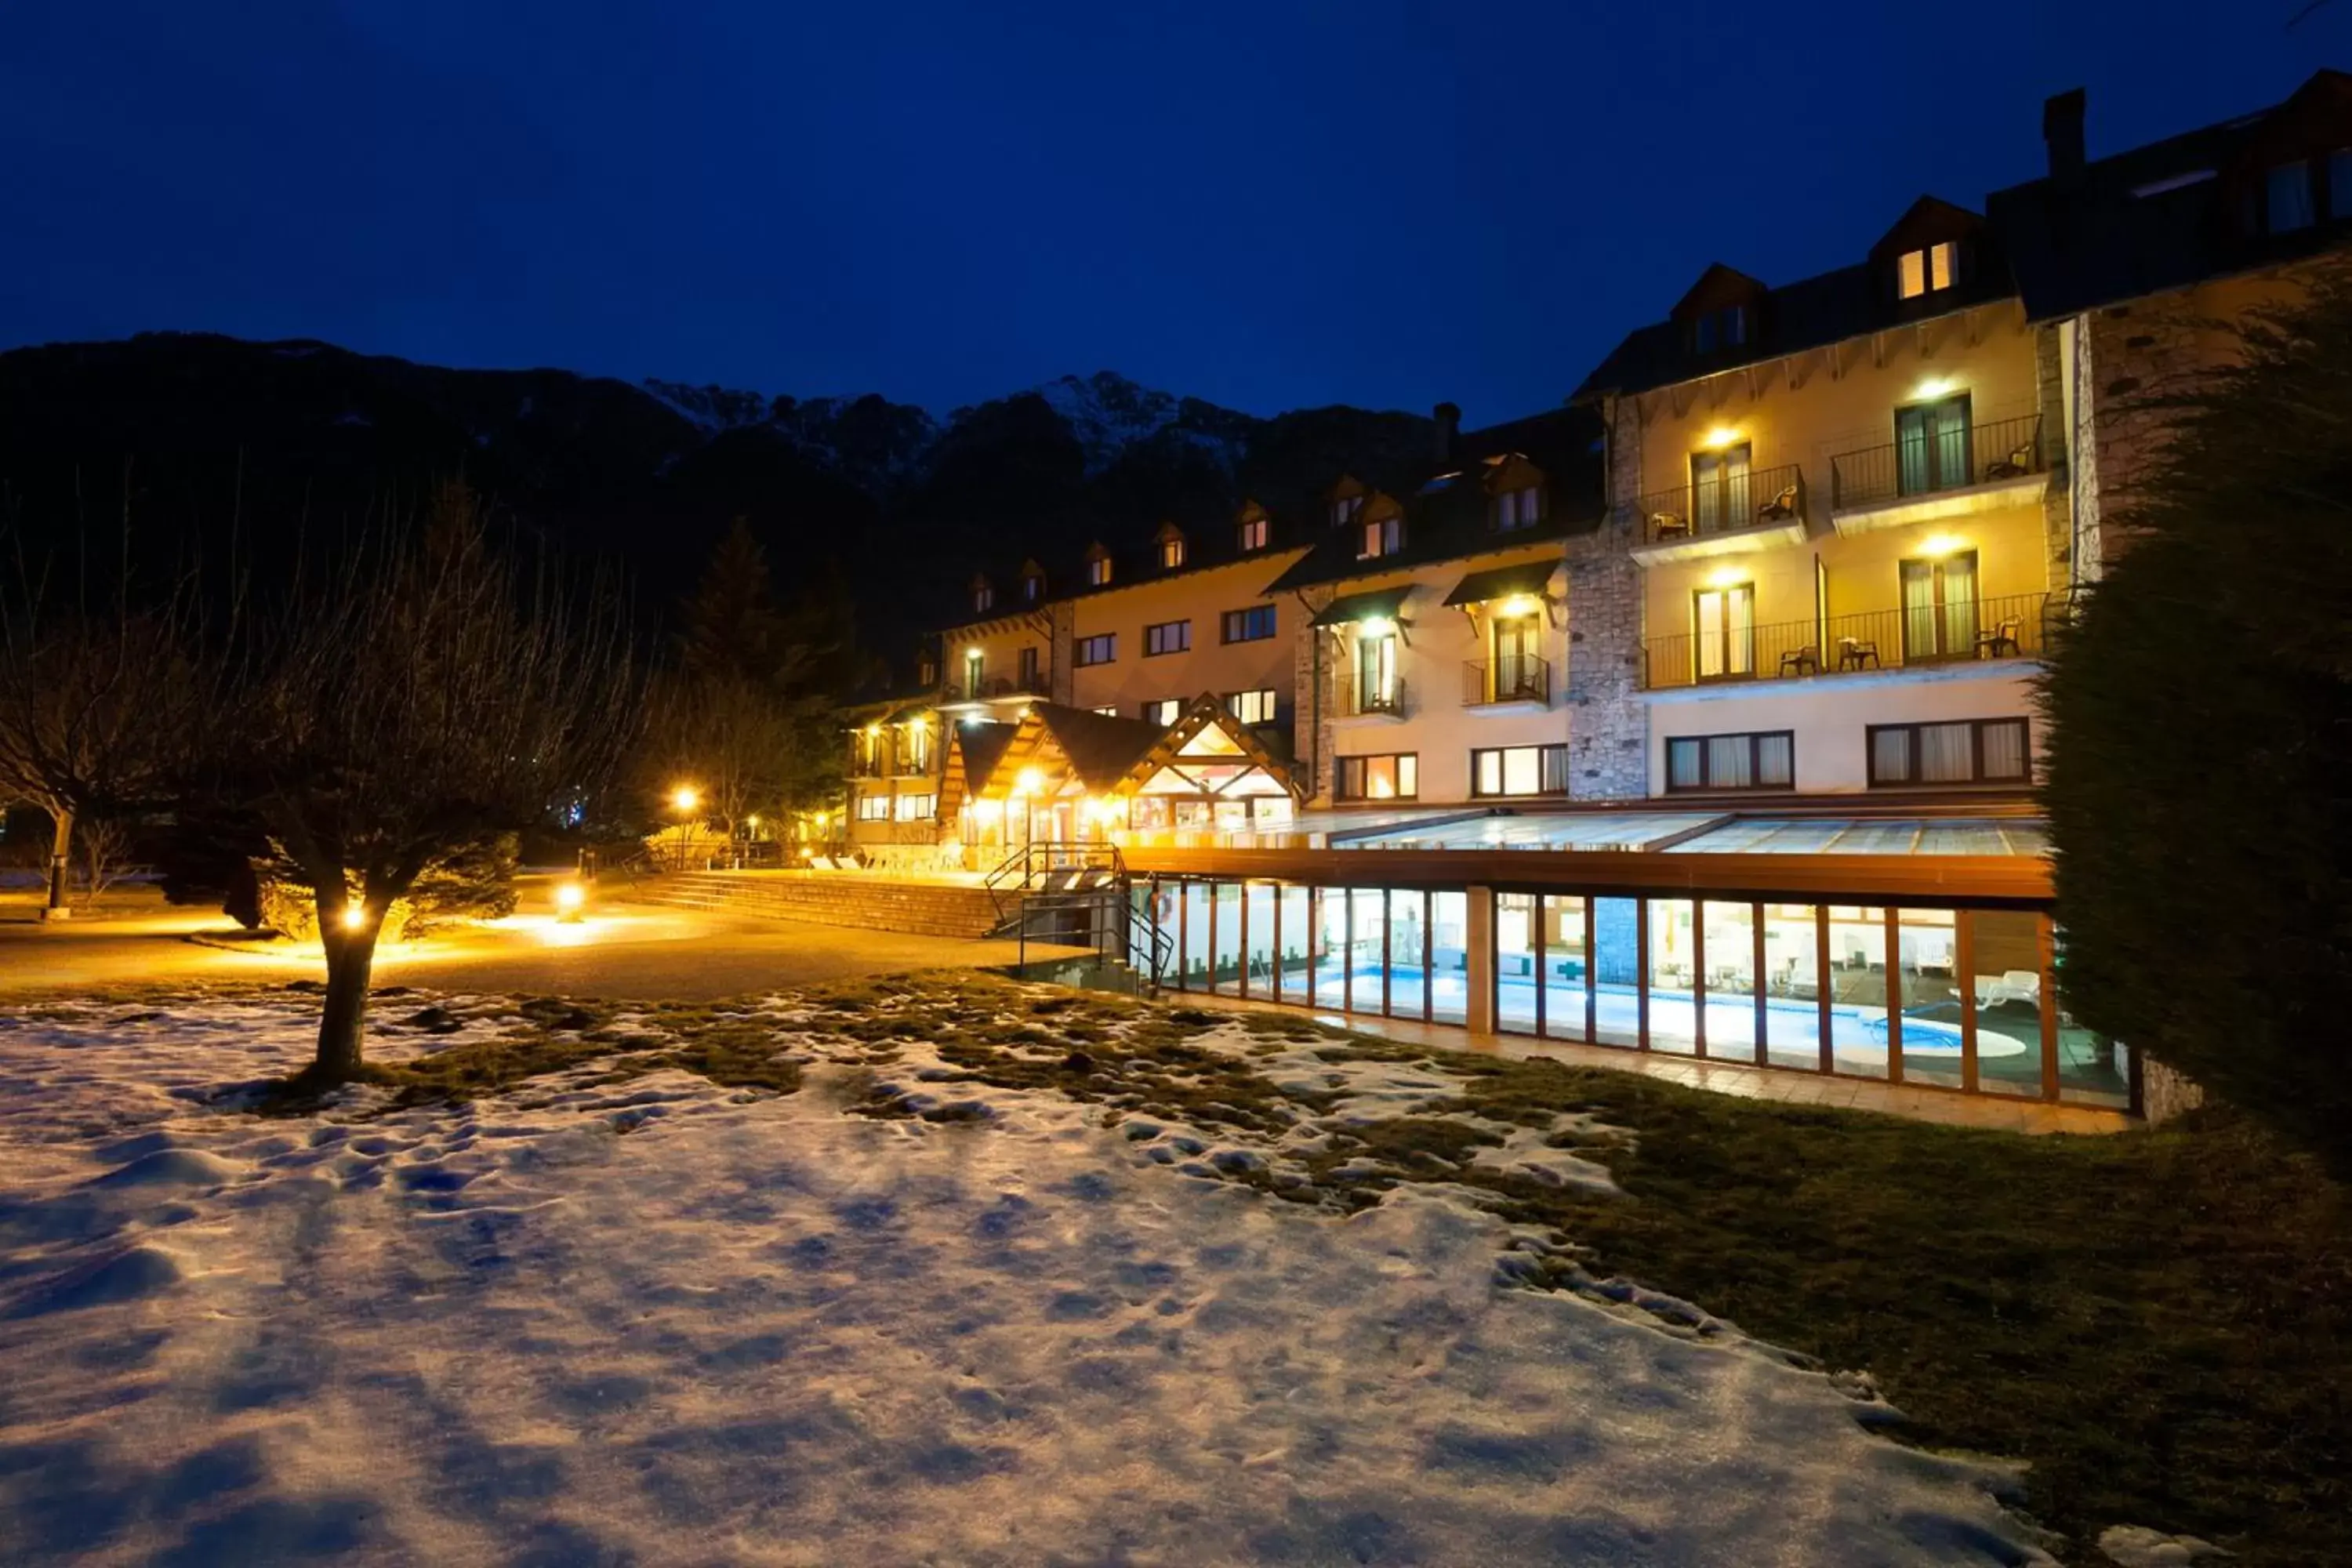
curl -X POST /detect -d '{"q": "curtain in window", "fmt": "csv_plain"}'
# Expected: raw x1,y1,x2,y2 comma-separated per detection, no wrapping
1980,720,2027,779
1667,739,1701,791
1900,560,1939,661
1938,553,1979,655
2269,162,2315,231
1872,728,1912,783
1918,722,1974,782
1706,735,1754,788
1541,745,1569,793
1694,586,1752,679
1757,732,1794,786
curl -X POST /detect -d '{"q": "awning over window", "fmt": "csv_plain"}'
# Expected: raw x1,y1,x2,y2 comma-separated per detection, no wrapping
1441,559,1558,608
1309,587,1412,628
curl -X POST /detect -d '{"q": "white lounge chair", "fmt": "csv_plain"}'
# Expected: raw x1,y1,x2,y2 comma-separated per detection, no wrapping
1973,971,2042,1009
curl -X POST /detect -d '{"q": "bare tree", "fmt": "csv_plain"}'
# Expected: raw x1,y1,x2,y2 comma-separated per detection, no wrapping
0,541,207,920
642,668,793,862
212,481,637,1082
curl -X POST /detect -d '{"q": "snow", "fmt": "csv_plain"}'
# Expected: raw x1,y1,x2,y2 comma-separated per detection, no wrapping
2098,1526,2233,1566
0,994,2056,1566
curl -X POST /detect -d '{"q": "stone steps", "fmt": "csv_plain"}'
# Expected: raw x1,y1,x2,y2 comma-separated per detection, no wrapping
633,870,1004,939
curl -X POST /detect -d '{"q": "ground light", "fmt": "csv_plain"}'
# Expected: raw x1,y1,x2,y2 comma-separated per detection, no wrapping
554,880,586,923
341,902,367,932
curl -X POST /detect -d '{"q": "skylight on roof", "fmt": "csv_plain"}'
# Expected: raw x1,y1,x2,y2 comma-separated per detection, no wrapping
2131,169,2216,198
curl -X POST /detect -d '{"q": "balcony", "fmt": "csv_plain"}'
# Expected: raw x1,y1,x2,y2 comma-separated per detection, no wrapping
1828,414,2045,535
1334,671,1406,720
1463,653,1551,710
949,671,1051,705
1639,591,2053,691
850,753,887,780
1627,464,1808,566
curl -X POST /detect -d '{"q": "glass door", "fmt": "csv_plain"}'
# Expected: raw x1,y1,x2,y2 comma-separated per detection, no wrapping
1896,394,1973,496
1492,612,1541,700
1900,550,1979,662
1355,633,1398,712
1693,583,1754,681
1691,442,1751,534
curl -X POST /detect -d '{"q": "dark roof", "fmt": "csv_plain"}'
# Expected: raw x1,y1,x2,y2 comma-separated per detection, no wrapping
954,720,1019,795
1572,198,2013,402
1988,70,2352,321
1309,586,1414,627
1029,703,1168,790
1262,405,1605,593
1441,558,1556,608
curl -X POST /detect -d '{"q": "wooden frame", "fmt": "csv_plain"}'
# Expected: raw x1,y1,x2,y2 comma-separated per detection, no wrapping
1865,717,2033,789
1334,753,1419,804
1690,580,1757,683
1664,731,1797,793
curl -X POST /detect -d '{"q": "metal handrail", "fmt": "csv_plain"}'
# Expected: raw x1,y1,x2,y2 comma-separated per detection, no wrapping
1828,413,2044,511
1333,671,1406,717
1639,590,2053,691
1463,653,1551,707
1630,463,1806,544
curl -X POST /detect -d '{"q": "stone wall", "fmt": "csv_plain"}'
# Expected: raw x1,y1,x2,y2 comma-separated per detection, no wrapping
2139,1056,2207,1126
1564,395,1651,801
1288,586,1338,803
2031,321,2076,590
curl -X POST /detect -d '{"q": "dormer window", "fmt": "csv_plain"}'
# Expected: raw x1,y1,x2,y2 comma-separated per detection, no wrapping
1359,512,1401,560
1154,525,1186,571
1023,575,1042,603
1084,546,1112,587
1332,493,1365,529
972,579,995,615
1897,241,1957,300
1494,485,1541,532
1237,513,1269,553
1691,304,1746,355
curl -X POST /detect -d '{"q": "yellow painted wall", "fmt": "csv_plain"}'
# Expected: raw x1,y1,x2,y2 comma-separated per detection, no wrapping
1068,550,1305,718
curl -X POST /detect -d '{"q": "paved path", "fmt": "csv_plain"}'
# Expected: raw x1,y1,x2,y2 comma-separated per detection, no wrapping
0,880,1085,1004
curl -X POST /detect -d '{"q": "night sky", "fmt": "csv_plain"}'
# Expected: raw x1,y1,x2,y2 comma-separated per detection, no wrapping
5,1,2347,423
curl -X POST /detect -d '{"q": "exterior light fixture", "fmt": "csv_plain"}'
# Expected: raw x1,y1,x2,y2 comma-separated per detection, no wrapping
964,645,983,659
1918,532,1965,559
670,785,701,814
865,723,881,738
1706,564,1748,589
1499,595,1537,619
554,880,586,921
746,814,761,829
1914,376,1958,401
341,902,368,932
1359,616,1394,637
1701,424,1740,450
1014,767,1044,797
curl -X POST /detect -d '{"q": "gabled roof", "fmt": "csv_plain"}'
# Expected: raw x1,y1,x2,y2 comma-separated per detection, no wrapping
1111,694,1304,800
1987,69,2352,321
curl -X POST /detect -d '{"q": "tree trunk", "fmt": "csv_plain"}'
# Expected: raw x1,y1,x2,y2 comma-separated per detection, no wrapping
314,920,379,1082
43,806,73,920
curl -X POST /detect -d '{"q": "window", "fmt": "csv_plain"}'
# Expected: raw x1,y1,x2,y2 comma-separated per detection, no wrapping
1896,240,1957,300
1086,552,1112,587
973,583,994,614
1896,392,1973,495
892,793,935,822
1143,698,1182,726
962,649,984,699
1022,574,1044,603
1073,633,1116,667
1692,582,1754,681
2267,160,2316,232
1144,619,1191,656
1664,731,1794,793
856,793,891,822
917,655,938,688
1690,443,1751,534
1332,494,1364,529
1221,605,1276,643
1691,303,1746,355
1018,645,1042,688
901,724,932,772
2332,150,2352,220
1337,753,1417,801
1867,717,2031,786
1237,514,1269,552
1091,706,1119,717
1471,743,1568,797
1354,631,1399,713
1226,688,1278,726
1493,485,1541,531
1359,513,1401,559
1899,550,1980,661
1159,536,1185,570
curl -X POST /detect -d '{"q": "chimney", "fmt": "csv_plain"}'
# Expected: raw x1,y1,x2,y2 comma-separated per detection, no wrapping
2043,88,2086,182
1432,401,1461,466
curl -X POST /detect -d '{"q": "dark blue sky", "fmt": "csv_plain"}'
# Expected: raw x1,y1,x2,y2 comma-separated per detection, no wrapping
5,1,2346,423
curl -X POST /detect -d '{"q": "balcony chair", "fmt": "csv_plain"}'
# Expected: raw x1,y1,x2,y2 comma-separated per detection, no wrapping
1779,645,1821,677
1757,485,1800,522
1984,443,2036,481
1835,636,1882,670
1650,511,1690,540
1973,618,2023,659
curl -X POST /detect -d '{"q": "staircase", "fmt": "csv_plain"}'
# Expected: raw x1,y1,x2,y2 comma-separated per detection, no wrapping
985,843,1173,996
634,869,1003,939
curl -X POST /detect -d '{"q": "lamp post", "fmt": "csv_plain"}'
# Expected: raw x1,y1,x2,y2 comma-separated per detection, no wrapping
670,784,701,871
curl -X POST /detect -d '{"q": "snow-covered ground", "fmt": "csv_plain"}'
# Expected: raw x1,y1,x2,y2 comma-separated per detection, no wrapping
0,992,2056,1566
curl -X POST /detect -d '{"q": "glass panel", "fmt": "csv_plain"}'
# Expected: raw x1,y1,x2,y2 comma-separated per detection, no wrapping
1895,909,1964,1089
1918,723,1973,783
1982,720,2027,780
1824,906,1889,1080
1896,405,1931,495
1761,904,1824,1070
1969,911,2045,1098
2268,161,2314,231
1592,897,1642,1048
1872,728,1912,784
1940,553,1979,653
1726,586,1753,675
1706,734,1752,789
1277,884,1312,1004
1239,882,1277,999
2055,927,2129,1107
1703,902,1759,1063
1646,898,1698,1056
1211,882,1243,998
1179,880,1214,992
1501,748,1539,796
1312,888,1350,1011
1757,731,1794,786
1389,889,1428,1022
1695,590,1724,680
1901,559,1938,660
1430,891,1469,1026
1350,887,1387,1016
1542,895,1588,1042
1496,893,1538,1036
1667,739,1701,791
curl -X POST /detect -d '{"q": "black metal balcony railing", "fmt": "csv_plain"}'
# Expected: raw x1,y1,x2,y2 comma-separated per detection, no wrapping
1639,591,2053,691
1632,464,1806,545
956,671,1051,702
850,753,887,779
1464,653,1551,707
1828,413,2045,512
1334,670,1406,717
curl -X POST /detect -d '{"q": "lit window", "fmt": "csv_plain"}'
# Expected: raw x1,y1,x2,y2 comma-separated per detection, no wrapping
892,793,935,822
1220,605,1276,643
1087,554,1112,586
1897,241,1957,300
973,583,994,614
1868,717,2031,786
1091,706,1119,717
1237,514,1269,552
1159,536,1185,570
1337,753,1417,801
1144,619,1190,656
1494,486,1541,531
1359,513,1401,559
1144,698,1182,726
1022,575,1043,603
901,725,931,772
856,794,891,822
1073,633,1116,667
1470,743,1567,798
1664,731,1794,793
1332,494,1364,528
1225,688,1278,725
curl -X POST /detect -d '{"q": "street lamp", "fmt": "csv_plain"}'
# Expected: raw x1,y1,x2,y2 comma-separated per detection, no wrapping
670,783,701,870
